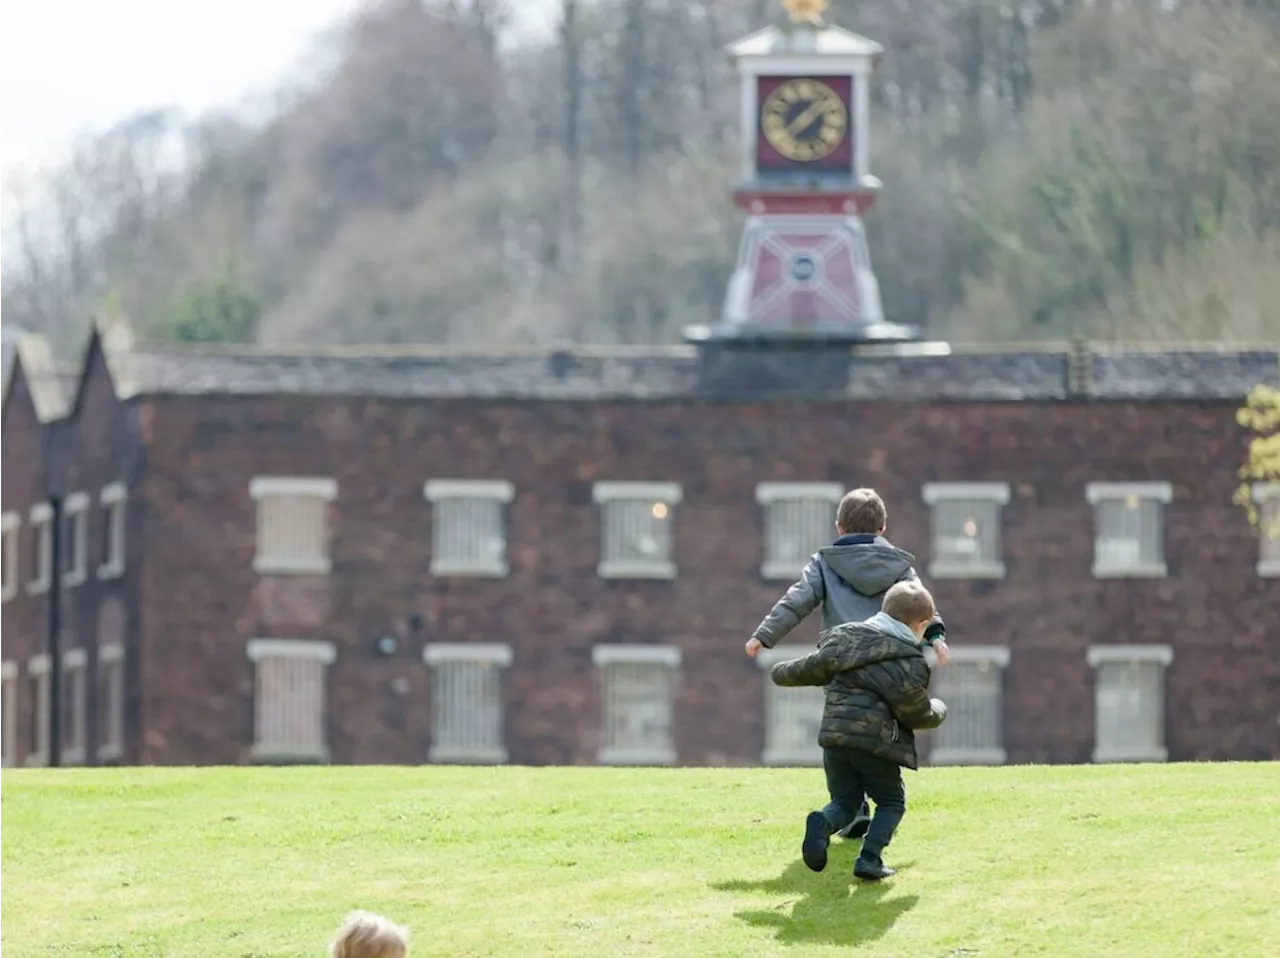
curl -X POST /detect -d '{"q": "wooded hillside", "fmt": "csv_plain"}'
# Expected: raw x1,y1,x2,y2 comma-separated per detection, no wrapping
3,0,1278,354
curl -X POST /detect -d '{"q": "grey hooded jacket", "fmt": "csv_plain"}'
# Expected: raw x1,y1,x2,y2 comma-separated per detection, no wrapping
751,534,944,648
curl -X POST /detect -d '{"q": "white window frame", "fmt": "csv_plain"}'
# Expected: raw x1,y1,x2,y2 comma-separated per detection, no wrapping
246,639,337,763
592,644,680,765
63,492,90,588
1086,481,1172,578
922,483,1010,579
249,477,338,575
423,480,515,577
60,647,88,765
755,482,843,580
928,645,1011,766
27,503,53,595
1,512,19,602
98,482,128,580
98,643,126,763
593,482,682,580
422,642,512,763
26,654,51,767
2,661,17,767
755,645,824,766
1087,644,1174,763
1253,482,1280,577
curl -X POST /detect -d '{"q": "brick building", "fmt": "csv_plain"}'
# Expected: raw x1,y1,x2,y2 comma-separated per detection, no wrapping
2,323,1278,769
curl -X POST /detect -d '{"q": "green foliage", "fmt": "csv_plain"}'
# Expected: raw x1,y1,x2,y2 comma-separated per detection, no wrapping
5,0,1280,346
157,268,260,343
954,1,1280,341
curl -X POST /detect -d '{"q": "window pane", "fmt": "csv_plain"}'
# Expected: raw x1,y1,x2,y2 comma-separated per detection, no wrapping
766,499,831,570
431,660,503,754
258,495,328,566
934,501,998,566
765,683,824,762
1,674,17,766
435,500,505,565
1096,497,1162,568
1261,500,1280,562
255,655,327,758
1,528,15,592
604,663,672,752
1096,661,1164,752
31,523,46,581
604,501,671,564
932,661,1002,756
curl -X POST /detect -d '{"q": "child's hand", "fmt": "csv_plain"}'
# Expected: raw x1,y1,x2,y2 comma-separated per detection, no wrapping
745,637,764,658
933,639,951,666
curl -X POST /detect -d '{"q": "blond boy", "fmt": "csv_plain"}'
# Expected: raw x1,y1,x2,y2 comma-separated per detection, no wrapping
330,911,410,958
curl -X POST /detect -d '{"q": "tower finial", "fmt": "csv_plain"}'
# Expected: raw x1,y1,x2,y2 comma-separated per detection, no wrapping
780,0,828,26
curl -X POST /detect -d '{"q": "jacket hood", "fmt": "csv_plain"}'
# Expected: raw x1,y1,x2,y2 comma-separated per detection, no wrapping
818,537,915,596
818,620,924,670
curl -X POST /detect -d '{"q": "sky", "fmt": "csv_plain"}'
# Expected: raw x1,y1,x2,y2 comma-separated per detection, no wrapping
0,0,559,194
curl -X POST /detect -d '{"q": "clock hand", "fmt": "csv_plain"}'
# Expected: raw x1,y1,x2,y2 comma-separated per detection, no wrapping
785,99,838,138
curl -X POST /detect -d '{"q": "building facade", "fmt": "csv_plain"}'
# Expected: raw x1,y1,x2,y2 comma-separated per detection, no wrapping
2,328,1278,769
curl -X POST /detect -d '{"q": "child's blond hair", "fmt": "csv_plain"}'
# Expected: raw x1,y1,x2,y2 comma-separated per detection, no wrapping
882,580,936,629
331,911,409,958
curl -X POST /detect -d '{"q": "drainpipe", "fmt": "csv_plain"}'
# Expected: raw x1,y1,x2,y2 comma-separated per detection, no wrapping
47,494,62,767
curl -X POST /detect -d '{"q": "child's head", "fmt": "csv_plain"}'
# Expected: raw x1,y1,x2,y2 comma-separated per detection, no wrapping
882,580,936,640
836,488,887,536
331,911,409,958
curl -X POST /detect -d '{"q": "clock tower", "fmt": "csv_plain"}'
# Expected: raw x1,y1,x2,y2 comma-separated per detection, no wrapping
688,0,918,345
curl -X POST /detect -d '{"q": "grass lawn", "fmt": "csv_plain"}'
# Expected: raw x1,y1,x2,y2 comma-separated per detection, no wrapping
2,763,1278,957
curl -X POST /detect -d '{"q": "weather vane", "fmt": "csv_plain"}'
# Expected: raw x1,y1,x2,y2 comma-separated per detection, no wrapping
781,0,828,26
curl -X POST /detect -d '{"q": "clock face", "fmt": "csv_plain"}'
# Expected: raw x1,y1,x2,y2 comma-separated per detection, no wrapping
760,78,848,163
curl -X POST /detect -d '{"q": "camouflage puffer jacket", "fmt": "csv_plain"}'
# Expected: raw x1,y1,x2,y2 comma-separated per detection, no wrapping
770,617,947,770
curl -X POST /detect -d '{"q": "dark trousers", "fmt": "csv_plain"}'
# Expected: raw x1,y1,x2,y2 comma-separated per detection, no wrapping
820,747,906,863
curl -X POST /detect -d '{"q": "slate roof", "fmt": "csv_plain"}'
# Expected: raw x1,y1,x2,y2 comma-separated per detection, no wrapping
2,331,76,421
113,345,703,401
105,340,1278,404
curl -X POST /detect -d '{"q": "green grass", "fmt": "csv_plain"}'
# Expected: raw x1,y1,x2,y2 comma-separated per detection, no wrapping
2,763,1278,957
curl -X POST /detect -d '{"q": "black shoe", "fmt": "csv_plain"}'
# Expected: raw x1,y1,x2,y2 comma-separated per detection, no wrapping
801,812,830,872
835,815,871,840
853,857,896,881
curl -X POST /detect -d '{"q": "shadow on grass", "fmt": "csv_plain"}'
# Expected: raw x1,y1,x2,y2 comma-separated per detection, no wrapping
712,851,919,948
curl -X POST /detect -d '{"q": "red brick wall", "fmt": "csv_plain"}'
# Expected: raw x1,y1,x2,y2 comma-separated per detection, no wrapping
1,342,144,766
2,366,49,763
134,395,1280,766
67,343,146,766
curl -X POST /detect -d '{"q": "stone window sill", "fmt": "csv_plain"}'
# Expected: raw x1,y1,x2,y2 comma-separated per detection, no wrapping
598,560,676,580
928,561,1007,580
598,746,676,766
1093,746,1168,764
253,557,332,575
1092,562,1167,579
430,559,509,577
428,746,508,764
250,745,331,764
931,747,1007,766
